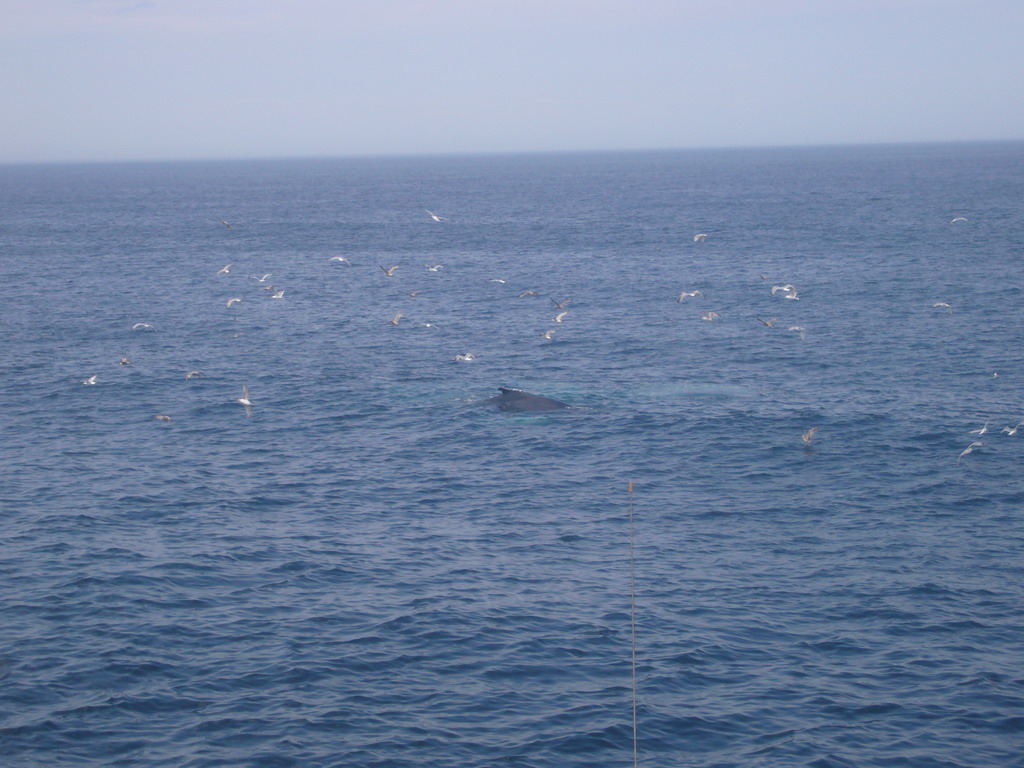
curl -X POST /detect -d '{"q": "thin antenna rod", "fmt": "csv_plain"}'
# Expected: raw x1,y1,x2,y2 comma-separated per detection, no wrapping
628,480,639,768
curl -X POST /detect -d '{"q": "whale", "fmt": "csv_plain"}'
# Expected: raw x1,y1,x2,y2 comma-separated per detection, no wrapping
485,387,570,412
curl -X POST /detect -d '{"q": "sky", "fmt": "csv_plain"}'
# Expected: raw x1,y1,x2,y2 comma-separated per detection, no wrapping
2,0,1023,163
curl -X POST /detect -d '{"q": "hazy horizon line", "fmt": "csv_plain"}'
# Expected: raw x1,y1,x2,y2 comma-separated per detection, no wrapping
3,137,1022,169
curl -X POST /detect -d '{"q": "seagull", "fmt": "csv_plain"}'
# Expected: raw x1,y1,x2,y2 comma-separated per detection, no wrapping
518,290,538,298
542,329,557,340
1001,422,1023,436
756,317,778,327
131,322,155,331
422,321,442,330
226,298,242,308
489,278,507,284
969,419,992,436
702,311,721,321
271,290,285,299
154,414,172,423
551,297,572,309
426,264,444,272
693,233,708,242
553,311,569,323
408,290,423,297
950,217,968,223
677,290,702,302
261,284,277,291
424,209,448,222
957,441,983,464
120,355,131,365
251,273,272,283
788,325,807,341
389,313,404,326
933,302,953,314
454,353,475,361
237,385,253,418
216,265,231,274
381,265,399,277
185,370,202,380
771,284,798,297
328,256,350,264
802,426,819,444
81,375,97,385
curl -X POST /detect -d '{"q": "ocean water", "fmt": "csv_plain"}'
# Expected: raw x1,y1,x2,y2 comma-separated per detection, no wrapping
1,143,1022,768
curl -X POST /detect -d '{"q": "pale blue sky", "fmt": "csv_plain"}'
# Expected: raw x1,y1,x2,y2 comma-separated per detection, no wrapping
3,0,1022,163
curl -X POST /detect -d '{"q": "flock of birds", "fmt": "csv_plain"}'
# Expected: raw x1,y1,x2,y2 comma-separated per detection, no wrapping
74,210,1012,462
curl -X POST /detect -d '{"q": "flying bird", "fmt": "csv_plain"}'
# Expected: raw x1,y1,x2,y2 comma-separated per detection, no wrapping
120,355,131,365
154,414,172,423
271,290,285,299
426,264,444,272
408,290,423,297
131,322,155,331
551,297,572,309
957,441,983,464
81,375,97,385
802,426,819,444
185,370,202,380
1001,422,1023,436
226,298,242,308
969,419,992,436
424,209,448,222
702,311,721,321
542,329,557,340
454,353,475,361
553,311,569,323
788,325,807,341
933,302,953,314
677,290,702,302
390,313,404,326
693,233,708,242
328,256,350,264
237,385,253,418
756,317,778,327
950,217,968,223
518,290,538,298
216,265,231,274
381,265,399,277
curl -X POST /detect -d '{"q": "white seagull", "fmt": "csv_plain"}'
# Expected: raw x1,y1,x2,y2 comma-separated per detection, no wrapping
677,290,702,302
226,298,242,308
1001,422,1023,436
788,325,807,341
553,311,569,323
381,265,399,277
328,256,350,264
424,209,448,222
216,265,231,274
702,311,721,321
802,426,819,444
542,329,557,340
185,370,202,380
389,313,404,326
969,419,992,436
693,233,708,242
957,441,983,464
271,290,285,299
950,217,968,223
132,322,155,331
426,264,444,272
933,302,953,314
237,385,253,417
81,375,98,385
454,353,475,361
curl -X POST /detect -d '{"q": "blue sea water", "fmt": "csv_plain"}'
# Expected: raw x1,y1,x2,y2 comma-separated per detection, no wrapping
1,143,1023,768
